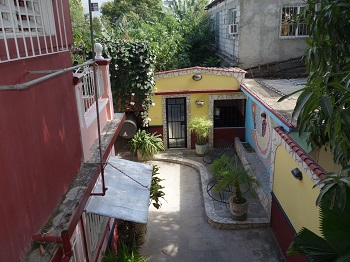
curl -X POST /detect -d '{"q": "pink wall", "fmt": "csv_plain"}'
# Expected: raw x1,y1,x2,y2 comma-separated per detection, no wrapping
81,105,108,161
0,52,82,261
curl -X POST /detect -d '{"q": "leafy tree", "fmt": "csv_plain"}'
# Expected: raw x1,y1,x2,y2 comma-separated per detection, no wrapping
69,0,90,63
69,0,86,41
280,0,350,208
101,0,163,25
185,13,220,67
100,1,118,25
131,14,190,71
167,0,209,21
100,0,219,70
285,0,350,259
297,0,350,168
165,0,219,67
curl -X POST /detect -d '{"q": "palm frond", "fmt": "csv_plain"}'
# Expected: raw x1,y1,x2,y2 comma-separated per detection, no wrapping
288,228,338,262
320,190,350,254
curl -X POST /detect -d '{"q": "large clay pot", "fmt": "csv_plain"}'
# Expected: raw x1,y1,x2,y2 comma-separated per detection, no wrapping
229,196,248,221
137,149,153,161
195,143,209,156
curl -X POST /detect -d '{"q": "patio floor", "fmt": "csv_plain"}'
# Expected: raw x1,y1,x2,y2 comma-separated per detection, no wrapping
115,143,285,261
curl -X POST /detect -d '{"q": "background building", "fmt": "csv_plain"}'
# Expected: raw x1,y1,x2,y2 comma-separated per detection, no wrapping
206,0,308,75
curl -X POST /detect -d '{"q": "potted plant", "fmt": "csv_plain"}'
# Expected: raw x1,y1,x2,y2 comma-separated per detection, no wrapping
210,155,260,221
189,116,213,156
129,129,164,160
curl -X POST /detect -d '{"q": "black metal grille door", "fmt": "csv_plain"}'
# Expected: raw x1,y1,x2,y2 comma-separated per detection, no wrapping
166,98,186,148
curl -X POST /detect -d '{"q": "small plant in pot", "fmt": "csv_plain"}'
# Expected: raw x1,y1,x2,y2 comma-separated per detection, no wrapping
210,155,260,221
189,116,213,156
129,129,164,160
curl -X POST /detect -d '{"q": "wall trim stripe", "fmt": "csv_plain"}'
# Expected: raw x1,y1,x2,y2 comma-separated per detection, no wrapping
155,89,243,95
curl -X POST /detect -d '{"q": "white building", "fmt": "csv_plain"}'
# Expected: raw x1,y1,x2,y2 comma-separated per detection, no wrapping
82,0,111,17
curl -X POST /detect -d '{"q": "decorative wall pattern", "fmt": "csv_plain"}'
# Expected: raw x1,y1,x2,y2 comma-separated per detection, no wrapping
249,101,275,171
208,93,247,147
162,94,191,149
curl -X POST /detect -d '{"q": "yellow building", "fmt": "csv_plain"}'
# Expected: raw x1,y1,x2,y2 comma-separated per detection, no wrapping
148,67,246,149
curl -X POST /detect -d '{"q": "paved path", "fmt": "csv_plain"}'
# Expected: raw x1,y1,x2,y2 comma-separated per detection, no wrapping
139,161,285,262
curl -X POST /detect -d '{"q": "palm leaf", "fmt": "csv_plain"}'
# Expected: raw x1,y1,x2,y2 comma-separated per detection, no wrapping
320,190,350,254
277,87,305,102
288,227,338,262
337,252,350,262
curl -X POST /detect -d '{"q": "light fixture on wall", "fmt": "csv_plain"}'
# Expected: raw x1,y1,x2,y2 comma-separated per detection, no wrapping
192,74,202,81
195,100,204,107
291,168,302,180
214,107,220,119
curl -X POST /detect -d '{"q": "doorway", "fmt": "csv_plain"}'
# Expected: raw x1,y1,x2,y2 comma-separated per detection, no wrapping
166,98,187,148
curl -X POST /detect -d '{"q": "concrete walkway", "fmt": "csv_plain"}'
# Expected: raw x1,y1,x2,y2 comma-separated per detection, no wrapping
139,156,285,262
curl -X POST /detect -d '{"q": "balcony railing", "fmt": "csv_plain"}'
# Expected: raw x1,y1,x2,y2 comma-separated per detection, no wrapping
0,0,69,63
73,55,114,162
75,65,103,116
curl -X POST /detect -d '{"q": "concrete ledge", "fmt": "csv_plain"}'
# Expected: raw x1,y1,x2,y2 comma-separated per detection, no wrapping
153,152,270,229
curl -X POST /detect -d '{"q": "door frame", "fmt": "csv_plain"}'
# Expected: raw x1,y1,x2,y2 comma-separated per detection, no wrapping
166,97,187,148
162,94,191,149
208,93,247,148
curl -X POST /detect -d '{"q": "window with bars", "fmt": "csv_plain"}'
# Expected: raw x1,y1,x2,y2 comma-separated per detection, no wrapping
228,8,237,24
0,0,66,63
280,5,308,38
0,0,54,36
90,2,98,11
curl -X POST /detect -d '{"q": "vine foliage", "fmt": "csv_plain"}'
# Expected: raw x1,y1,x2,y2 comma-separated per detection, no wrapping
102,39,156,124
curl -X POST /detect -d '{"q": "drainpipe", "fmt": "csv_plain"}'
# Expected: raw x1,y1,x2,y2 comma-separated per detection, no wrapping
32,230,72,262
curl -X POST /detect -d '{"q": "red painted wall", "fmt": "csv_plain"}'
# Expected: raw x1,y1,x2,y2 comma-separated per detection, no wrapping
271,195,308,262
0,52,82,261
148,126,163,137
213,128,245,148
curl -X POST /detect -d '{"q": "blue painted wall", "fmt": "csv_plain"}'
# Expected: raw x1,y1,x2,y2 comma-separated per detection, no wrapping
242,89,292,174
